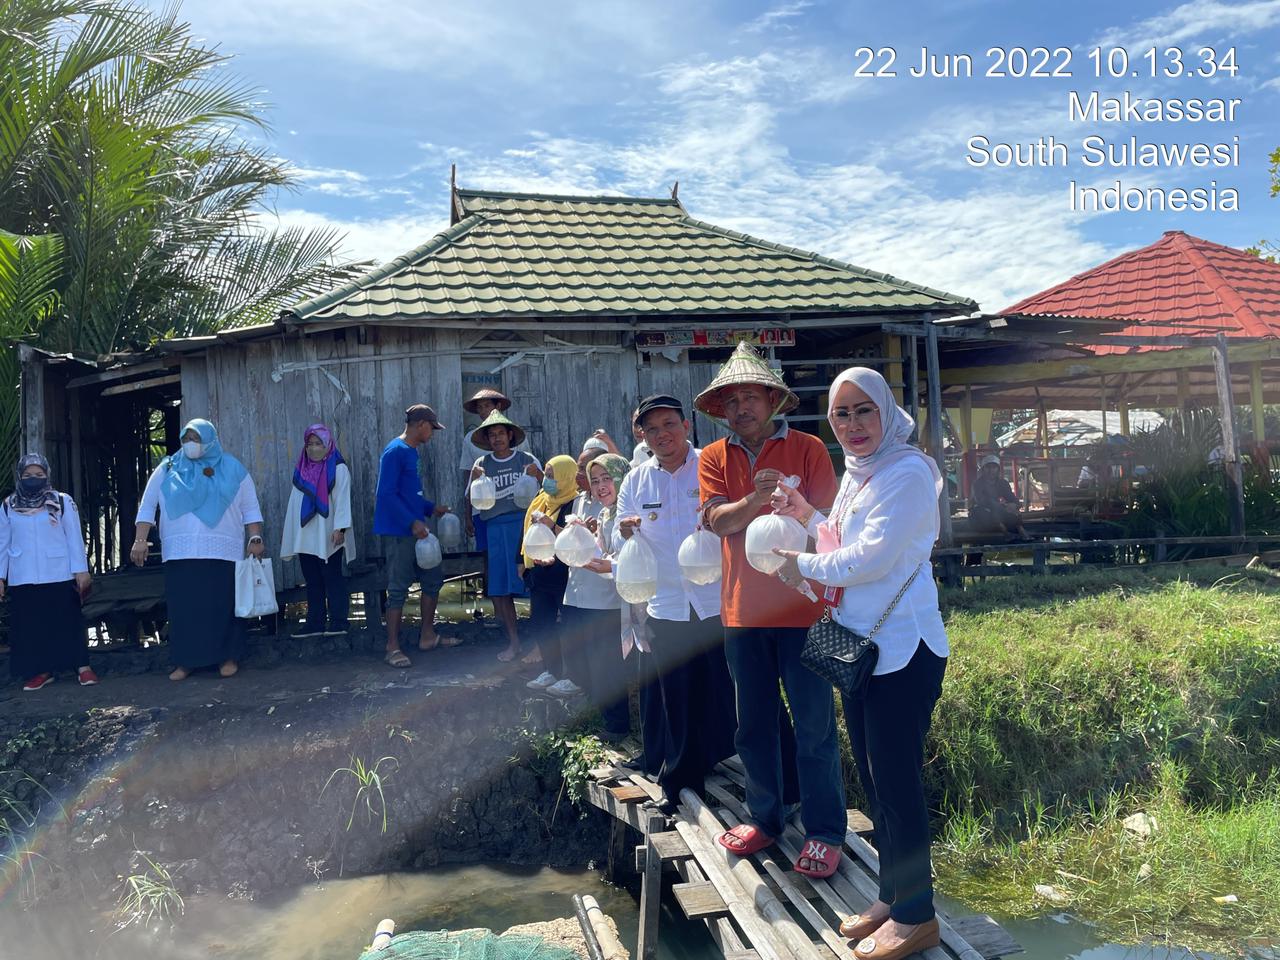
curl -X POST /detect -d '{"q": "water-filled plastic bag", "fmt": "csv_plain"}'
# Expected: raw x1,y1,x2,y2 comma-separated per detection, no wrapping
437,512,463,549
522,521,557,563
678,528,722,585
555,518,597,567
470,473,497,511
512,473,538,508
744,513,808,574
614,535,658,604
415,533,442,569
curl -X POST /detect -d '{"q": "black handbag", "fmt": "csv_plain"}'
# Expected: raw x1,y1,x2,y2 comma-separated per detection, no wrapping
801,565,923,694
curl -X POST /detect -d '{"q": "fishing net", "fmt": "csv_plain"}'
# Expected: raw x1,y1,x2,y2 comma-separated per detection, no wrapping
358,929,581,960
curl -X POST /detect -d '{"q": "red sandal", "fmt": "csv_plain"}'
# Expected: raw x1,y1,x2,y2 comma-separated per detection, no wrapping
717,823,774,856
793,837,841,878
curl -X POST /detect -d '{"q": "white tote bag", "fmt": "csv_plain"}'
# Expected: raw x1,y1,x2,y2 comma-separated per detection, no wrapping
235,556,279,618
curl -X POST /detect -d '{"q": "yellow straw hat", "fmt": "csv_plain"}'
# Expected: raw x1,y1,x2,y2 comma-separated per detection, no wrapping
470,410,526,449
693,341,799,422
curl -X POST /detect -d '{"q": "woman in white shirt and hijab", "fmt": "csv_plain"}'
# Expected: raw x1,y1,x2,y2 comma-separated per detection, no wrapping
280,423,353,637
0,454,94,691
132,419,265,681
772,367,948,960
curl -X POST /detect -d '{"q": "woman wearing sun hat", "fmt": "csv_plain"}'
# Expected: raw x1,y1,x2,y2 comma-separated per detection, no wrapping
469,410,540,661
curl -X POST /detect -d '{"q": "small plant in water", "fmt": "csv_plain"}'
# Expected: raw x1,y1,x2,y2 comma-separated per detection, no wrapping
323,754,399,833
115,853,184,929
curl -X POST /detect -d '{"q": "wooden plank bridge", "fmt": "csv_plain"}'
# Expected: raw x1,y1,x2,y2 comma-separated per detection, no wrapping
586,757,1021,960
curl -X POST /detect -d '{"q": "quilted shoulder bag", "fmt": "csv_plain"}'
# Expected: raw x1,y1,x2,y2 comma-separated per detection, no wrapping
800,564,923,695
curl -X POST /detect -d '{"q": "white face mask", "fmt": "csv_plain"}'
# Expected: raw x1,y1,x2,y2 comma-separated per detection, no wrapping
182,441,204,460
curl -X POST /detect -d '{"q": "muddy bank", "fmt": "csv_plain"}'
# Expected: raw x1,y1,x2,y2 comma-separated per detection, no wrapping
0,626,614,908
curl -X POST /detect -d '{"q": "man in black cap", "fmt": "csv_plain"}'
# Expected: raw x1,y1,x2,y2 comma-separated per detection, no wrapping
373,404,451,667
614,395,737,814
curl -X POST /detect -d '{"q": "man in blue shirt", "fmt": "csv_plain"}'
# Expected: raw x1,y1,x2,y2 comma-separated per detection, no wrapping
374,404,451,667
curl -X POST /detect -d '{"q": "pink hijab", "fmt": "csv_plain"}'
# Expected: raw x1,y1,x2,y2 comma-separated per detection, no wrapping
827,367,942,494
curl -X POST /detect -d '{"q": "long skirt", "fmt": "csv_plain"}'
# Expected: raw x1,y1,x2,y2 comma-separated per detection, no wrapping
163,559,246,669
8,580,88,679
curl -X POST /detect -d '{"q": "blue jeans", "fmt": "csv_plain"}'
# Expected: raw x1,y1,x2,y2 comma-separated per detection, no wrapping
724,626,846,844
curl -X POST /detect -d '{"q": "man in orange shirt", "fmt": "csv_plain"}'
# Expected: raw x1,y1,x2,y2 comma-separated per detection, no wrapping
696,343,845,879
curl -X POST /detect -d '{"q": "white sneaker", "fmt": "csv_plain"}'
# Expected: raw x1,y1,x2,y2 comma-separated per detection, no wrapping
546,679,582,698
526,671,557,690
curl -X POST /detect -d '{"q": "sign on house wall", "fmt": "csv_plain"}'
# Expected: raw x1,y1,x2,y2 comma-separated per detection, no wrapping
635,328,796,349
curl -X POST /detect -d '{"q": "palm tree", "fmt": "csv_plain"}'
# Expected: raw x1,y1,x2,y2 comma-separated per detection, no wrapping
0,0,361,467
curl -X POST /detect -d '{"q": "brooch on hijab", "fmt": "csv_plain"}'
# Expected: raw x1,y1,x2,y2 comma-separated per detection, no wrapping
203,467,214,477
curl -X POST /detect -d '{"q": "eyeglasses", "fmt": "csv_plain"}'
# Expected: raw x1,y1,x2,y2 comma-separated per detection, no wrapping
830,404,879,424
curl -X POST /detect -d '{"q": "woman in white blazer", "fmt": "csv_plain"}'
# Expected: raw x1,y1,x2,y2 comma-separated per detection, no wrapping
0,454,94,691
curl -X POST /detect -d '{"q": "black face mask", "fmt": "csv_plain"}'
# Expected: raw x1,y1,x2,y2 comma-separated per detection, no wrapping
19,477,46,496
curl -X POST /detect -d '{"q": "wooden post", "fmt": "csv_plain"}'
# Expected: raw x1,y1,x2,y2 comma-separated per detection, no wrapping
925,325,954,547
885,332,904,406
905,333,920,425
1212,334,1246,538
1250,361,1266,442
637,814,665,960
1099,375,1109,437
1177,367,1191,410
1118,398,1130,437
959,385,974,451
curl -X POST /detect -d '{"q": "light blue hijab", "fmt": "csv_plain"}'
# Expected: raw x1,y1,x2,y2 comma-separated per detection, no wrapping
161,419,249,527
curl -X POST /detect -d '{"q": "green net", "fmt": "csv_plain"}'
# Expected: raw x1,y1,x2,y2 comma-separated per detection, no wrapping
358,929,582,960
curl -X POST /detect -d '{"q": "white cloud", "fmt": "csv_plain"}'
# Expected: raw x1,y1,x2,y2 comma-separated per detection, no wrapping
741,0,813,35
1093,0,1280,49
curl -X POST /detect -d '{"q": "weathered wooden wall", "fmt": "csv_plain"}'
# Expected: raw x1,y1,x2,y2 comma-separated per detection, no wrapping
179,327,740,588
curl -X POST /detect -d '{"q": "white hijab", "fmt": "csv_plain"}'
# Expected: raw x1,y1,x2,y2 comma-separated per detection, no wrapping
827,367,943,494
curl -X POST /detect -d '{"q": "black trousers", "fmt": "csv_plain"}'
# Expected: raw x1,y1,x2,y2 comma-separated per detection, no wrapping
635,649,668,776
528,581,566,678
648,611,737,803
562,605,629,734
843,641,947,924
298,552,350,630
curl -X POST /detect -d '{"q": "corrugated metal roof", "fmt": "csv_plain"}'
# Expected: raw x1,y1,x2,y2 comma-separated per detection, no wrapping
288,188,976,323
1001,231,1280,355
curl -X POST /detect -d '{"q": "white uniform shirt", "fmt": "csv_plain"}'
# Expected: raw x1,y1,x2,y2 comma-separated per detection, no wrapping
613,444,720,622
0,497,89,585
796,456,948,675
280,462,355,561
563,494,621,610
136,468,264,563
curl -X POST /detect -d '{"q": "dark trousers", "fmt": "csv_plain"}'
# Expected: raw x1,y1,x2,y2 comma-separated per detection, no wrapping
725,626,845,842
528,581,566,678
649,611,737,803
843,642,946,924
636,649,668,776
562,605,630,735
298,552,350,630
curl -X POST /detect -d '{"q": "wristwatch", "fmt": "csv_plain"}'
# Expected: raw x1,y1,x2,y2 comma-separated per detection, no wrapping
248,535,264,545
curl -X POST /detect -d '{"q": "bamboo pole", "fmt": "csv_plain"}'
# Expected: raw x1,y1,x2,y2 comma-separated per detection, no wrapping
580,896,627,960
680,790,825,960
672,818,796,960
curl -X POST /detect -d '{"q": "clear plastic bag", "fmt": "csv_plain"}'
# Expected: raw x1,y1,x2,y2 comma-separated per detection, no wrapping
437,512,463,549
522,516,557,563
744,514,808,574
614,534,658,604
415,533,443,569
678,527,722,585
512,473,538,508
555,517,598,567
470,470,497,511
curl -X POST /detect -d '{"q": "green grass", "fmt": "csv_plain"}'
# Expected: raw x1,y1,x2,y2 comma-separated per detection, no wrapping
322,755,399,834
912,565,1280,952
115,852,184,929
925,566,1280,822
934,763,1280,953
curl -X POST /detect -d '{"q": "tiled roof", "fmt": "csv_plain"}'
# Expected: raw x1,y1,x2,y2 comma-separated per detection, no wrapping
288,188,975,323
1001,231,1280,355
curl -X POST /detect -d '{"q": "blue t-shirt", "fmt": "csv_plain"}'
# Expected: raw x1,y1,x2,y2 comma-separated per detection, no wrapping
373,438,436,537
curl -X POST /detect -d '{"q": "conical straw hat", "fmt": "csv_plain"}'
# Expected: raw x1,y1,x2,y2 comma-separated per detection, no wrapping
694,341,799,421
471,410,527,449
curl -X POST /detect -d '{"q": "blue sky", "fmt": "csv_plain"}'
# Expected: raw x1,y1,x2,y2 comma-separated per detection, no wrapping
167,0,1280,312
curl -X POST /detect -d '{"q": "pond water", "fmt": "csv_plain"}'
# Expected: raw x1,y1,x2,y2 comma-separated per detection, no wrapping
0,864,1236,960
